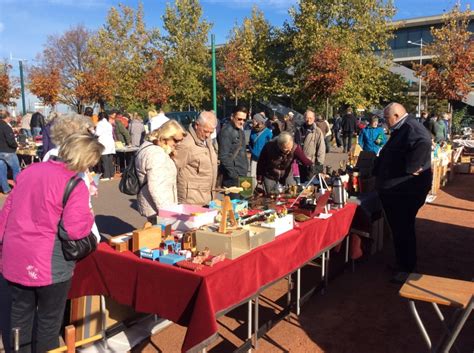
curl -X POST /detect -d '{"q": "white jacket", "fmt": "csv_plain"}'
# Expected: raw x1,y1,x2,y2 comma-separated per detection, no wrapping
95,119,116,155
135,141,178,217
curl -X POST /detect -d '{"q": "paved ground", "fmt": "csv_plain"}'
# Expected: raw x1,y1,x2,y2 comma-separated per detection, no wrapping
1,149,473,353
130,173,473,353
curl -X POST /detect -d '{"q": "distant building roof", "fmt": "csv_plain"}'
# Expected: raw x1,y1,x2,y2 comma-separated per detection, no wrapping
392,11,474,29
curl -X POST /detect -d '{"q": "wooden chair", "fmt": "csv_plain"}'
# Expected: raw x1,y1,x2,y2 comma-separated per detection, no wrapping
47,325,103,353
399,273,474,353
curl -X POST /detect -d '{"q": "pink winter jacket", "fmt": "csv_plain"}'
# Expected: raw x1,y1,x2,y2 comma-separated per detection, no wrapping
0,160,94,286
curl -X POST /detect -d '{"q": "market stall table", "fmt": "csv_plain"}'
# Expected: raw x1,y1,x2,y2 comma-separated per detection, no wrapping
69,204,356,352
115,146,139,171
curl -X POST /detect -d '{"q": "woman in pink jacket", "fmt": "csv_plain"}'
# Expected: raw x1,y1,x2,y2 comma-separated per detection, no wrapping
0,134,103,353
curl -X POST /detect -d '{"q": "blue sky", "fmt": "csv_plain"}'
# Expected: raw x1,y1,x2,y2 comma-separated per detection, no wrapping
0,0,469,64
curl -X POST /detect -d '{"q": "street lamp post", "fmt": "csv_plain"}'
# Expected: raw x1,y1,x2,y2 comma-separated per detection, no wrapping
408,39,423,117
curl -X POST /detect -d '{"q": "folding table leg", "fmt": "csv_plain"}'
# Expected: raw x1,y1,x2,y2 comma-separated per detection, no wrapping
432,304,462,353
287,275,292,306
438,300,473,353
12,327,20,352
408,300,432,349
253,296,259,349
296,269,301,316
247,300,252,353
321,252,326,280
324,251,330,288
100,295,108,349
345,236,350,264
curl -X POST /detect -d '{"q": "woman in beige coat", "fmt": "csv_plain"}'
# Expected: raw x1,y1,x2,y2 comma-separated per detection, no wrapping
135,120,186,221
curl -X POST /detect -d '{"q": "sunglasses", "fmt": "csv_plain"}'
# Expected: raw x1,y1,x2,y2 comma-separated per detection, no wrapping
235,118,246,122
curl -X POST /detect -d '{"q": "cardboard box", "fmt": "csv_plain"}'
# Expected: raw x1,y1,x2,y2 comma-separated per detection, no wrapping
158,204,218,231
260,214,294,237
195,228,250,259
243,224,276,249
70,296,140,342
109,234,133,252
132,226,162,252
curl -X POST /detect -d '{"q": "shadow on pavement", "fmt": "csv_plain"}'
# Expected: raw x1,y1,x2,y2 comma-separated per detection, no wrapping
95,215,135,236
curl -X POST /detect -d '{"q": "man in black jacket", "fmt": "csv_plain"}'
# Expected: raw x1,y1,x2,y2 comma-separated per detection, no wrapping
341,107,357,153
374,102,432,283
30,111,45,137
0,111,20,194
218,106,249,189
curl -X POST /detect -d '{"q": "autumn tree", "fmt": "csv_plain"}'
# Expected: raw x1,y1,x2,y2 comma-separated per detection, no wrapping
0,62,20,107
89,2,160,110
289,0,396,109
136,53,171,108
217,39,253,105
416,5,474,104
28,65,61,107
162,0,211,110
31,25,92,112
75,64,114,110
304,44,348,103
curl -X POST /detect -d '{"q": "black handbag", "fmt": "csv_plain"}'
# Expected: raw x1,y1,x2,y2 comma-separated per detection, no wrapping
58,175,98,261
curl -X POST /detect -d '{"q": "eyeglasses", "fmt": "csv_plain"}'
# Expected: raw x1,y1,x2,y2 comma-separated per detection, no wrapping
173,137,183,144
236,118,246,122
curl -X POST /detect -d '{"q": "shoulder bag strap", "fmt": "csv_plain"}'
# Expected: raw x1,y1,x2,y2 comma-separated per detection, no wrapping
135,143,156,191
62,175,82,207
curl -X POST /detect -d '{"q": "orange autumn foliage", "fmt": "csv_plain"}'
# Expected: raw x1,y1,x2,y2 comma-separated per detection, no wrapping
29,66,61,107
304,45,348,102
0,63,20,106
76,65,114,109
136,54,171,107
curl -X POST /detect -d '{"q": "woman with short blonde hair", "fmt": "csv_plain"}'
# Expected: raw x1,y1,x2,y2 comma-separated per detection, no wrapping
135,119,186,222
59,134,104,173
0,133,103,352
50,113,93,147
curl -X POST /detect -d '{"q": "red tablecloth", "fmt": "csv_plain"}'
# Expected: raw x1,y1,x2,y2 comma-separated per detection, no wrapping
69,203,356,352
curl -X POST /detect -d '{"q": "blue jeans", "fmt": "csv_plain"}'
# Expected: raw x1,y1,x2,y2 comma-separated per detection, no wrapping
0,153,20,193
32,127,42,137
20,129,32,138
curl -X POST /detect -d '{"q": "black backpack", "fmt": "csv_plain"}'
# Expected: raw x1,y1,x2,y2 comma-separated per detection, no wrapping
119,145,152,195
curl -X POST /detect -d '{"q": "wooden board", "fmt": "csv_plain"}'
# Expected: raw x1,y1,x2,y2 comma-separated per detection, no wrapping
399,273,474,309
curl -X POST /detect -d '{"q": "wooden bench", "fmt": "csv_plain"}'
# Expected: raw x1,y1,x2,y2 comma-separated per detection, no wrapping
399,273,474,353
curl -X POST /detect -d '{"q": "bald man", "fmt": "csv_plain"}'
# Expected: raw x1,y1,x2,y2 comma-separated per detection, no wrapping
374,103,432,283
174,111,218,205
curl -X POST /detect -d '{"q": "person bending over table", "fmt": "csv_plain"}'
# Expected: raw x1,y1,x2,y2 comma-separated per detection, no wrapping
0,134,103,353
135,120,187,223
374,102,432,284
256,132,312,194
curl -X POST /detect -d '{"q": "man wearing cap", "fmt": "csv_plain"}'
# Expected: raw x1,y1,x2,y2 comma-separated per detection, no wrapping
249,113,272,187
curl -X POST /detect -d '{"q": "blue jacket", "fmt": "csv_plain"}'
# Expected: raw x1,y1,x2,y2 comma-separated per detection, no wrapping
358,126,386,154
249,128,272,161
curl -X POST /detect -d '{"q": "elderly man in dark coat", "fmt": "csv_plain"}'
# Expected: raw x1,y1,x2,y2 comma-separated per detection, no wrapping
374,102,432,283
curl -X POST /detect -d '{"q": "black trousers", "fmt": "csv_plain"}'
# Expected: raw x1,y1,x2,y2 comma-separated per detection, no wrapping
342,132,353,153
100,154,115,179
8,279,71,353
379,187,429,272
0,273,11,353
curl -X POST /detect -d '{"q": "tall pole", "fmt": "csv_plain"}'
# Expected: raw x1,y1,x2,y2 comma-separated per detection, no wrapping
211,34,217,114
418,39,423,117
19,60,26,115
